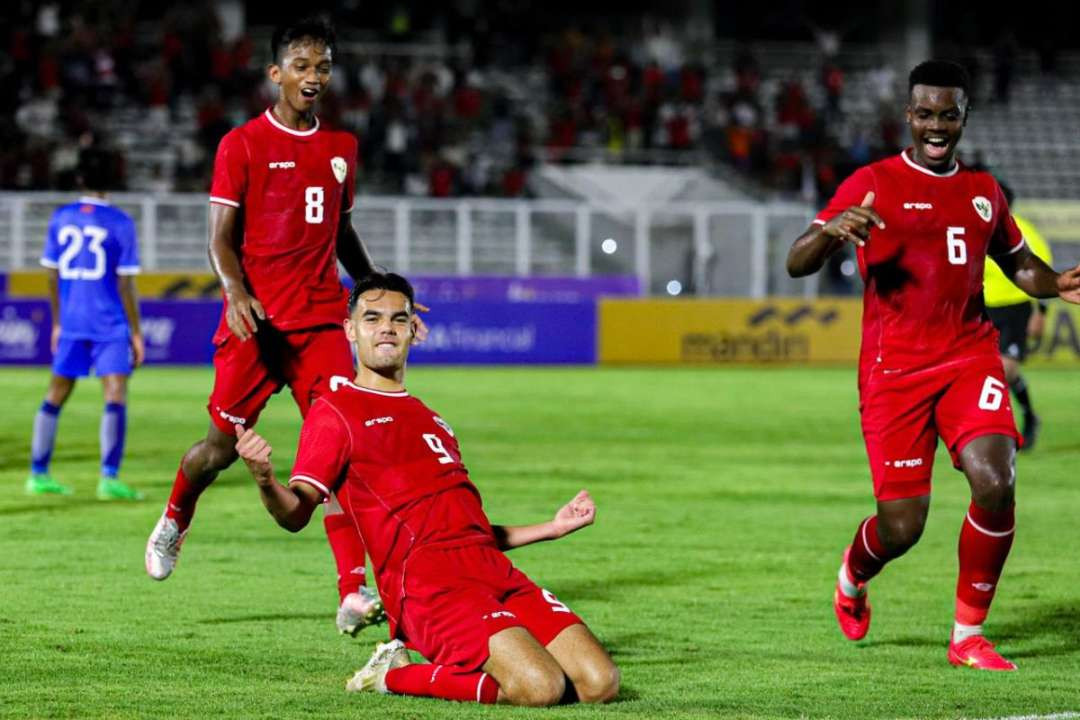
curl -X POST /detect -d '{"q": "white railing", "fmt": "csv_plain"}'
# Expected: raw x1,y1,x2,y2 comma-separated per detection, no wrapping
0,192,823,297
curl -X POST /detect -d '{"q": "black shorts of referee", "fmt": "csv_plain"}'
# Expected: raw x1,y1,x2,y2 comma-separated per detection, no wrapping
987,301,1033,362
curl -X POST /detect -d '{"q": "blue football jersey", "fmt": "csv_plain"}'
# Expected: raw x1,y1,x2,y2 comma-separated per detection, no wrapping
40,197,140,342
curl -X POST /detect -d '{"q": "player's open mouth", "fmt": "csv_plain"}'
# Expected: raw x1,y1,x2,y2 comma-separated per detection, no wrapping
923,136,950,160
300,87,319,99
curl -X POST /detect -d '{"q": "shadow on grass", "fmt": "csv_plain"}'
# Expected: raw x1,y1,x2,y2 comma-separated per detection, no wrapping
552,565,715,603
198,613,327,624
992,600,1080,659
869,600,1080,660
866,635,940,649
0,498,108,516
611,685,641,703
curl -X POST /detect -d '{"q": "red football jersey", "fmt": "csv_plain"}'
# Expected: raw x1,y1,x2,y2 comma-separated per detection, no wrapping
209,109,357,343
815,149,1024,386
289,377,496,633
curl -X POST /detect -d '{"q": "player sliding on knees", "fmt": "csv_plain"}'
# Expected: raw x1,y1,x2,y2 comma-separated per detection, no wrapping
787,60,1080,671
144,16,427,637
235,272,620,705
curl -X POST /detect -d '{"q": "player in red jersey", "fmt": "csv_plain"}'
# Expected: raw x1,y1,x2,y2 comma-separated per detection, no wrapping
145,17,421,635
788,60,1080,671
234,272,620,706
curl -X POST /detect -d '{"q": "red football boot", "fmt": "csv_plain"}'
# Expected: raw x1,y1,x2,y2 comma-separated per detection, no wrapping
833,548,871,641
948,635,1017,671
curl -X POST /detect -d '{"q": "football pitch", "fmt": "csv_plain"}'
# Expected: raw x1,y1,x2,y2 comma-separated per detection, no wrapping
2,366,1079,720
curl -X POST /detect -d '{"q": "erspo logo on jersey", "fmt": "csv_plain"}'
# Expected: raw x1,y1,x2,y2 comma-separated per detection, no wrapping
267,161,296,169
217,408,246,425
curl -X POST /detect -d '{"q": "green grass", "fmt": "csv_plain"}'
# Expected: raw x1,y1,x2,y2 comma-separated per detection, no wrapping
2,366,1079,719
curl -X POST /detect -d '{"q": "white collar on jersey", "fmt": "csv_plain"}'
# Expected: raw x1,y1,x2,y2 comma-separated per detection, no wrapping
77,196,110,206
264,108,320,137
329,375,409,397
901,148,959,177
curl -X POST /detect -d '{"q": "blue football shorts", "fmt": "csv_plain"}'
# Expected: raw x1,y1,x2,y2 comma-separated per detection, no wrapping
53,337,132,378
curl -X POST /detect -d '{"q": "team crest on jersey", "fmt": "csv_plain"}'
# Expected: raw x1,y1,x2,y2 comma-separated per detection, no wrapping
331,156,347,184
972,196,992,223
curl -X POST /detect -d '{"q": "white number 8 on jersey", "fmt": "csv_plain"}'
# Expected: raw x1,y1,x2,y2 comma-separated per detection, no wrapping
305,186,324,224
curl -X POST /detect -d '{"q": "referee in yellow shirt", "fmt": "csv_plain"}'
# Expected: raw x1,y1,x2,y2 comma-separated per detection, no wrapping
985,183,1053,450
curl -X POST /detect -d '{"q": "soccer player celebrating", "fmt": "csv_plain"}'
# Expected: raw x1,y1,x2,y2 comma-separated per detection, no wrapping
983,182,1053,449
234,272,620,706
787,60,1080,670
145,17,415,635
28,148,144,501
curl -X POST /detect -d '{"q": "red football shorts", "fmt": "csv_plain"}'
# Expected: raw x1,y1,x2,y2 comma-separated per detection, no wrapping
207,325,353,435
398,542,584,672
860,354,1021,502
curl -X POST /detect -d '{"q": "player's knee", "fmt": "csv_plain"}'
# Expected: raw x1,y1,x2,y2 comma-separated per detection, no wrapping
185,438,237,474
501,665,565,707
102,385,126,404
573,660,620,704
205,444,239,471
970,463,1015,510
878,514,925,553
46,376,75,405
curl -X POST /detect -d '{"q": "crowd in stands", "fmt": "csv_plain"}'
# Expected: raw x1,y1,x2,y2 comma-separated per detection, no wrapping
0,4,1066,201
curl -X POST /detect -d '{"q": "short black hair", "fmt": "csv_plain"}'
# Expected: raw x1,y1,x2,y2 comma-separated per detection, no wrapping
270,15,336,64
908,60,970,97
347,272,415,315
77,148,116,192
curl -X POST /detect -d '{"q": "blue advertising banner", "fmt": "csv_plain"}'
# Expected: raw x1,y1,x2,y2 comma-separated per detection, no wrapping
0,300,50,364
0,299,222,366
410,300,595,364
1,298,596,365
140,300,220,365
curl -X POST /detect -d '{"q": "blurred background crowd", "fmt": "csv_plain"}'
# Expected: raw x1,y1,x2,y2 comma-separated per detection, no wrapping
1,1,1074,201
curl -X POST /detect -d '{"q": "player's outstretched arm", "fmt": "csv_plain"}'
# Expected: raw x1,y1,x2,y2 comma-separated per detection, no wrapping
787,191,884,278
994,245,1080,303
492,490,596,551
235,425,319,532
208,203,265,341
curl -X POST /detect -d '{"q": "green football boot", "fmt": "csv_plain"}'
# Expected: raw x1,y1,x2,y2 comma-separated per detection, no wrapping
96,477,144,501
25,473,73,496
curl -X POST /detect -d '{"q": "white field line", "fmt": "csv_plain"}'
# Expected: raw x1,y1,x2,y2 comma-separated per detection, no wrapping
968,713,1080,720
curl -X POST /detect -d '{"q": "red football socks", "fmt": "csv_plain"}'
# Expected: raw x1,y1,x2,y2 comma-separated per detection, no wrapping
956,502,1015,626
324,512,367,601
385,664,499,704
846,515,893,583
165,467,204,531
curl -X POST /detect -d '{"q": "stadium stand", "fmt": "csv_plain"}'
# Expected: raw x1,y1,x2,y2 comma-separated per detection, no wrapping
2,4,1078,203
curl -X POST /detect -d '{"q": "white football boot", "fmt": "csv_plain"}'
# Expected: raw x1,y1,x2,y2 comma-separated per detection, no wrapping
346,639,408,693
145,513,188,580
336,586,387,636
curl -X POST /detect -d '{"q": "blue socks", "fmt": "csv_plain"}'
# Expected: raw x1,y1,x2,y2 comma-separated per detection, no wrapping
100,402,126,478
30,401,61,474
31,401,127,477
